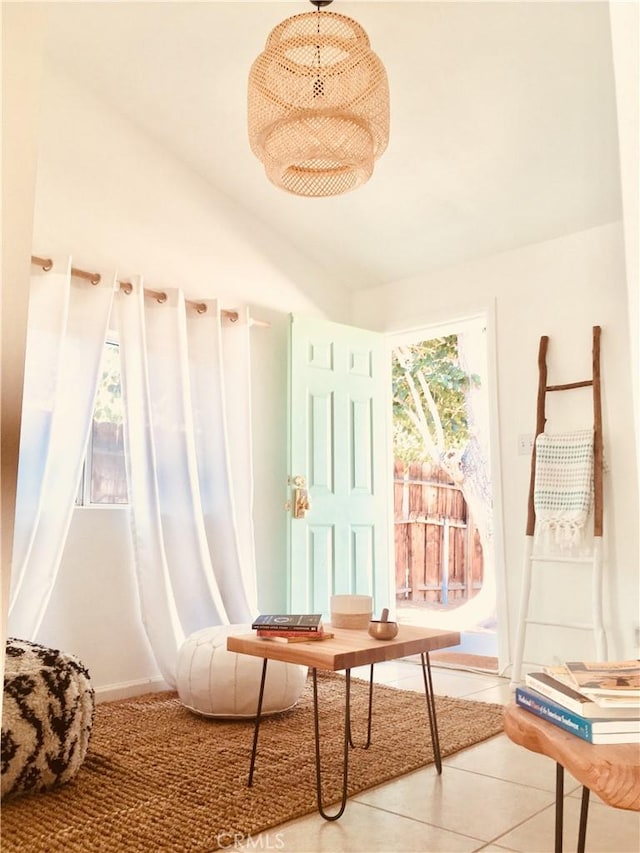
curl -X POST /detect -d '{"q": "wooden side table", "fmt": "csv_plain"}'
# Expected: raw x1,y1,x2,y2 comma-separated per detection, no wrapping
504,704,640,853
228,624,460,821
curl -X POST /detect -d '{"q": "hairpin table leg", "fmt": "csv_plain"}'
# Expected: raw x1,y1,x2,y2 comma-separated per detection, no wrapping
555,763,564,853
577,785,590,853
348,663,374,749
247,658,268,787
420,651,442,774
313,667,350,821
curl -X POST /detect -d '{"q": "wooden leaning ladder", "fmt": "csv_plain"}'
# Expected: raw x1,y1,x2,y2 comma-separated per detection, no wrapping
510,326,605,686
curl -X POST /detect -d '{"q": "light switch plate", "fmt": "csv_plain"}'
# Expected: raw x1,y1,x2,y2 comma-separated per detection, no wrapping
518,434,534,456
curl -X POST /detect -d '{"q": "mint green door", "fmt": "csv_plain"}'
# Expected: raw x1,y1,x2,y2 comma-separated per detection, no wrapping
288,315,392,617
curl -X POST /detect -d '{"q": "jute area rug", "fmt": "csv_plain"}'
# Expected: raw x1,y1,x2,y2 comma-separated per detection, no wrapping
1,672,504,853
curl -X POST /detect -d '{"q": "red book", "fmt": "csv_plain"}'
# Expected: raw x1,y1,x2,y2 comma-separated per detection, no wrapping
255,629,334,643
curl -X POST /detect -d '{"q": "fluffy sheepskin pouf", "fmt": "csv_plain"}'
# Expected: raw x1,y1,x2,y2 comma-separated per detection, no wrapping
176,624,307,718
1,638,95,799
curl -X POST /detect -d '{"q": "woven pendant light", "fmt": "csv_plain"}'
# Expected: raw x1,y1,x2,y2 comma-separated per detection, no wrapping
247,0,389,197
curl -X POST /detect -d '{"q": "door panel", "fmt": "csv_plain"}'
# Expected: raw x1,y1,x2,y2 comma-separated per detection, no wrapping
288,314,391,616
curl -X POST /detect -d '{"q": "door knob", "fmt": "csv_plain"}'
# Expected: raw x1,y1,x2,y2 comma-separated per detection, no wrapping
293,488,310,518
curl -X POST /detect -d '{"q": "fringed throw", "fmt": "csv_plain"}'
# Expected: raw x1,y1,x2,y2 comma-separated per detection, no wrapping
534,429,594,547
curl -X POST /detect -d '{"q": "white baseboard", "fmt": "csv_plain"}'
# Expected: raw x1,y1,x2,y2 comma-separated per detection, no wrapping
94,676,171,704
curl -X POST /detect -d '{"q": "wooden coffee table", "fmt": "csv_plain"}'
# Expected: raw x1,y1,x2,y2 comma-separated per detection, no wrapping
227,623,460,820
504,704,640,853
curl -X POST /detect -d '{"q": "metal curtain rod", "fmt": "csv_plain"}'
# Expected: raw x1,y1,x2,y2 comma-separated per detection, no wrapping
29,255,266,326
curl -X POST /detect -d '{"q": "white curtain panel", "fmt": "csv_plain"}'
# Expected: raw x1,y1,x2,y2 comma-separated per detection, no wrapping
187,300,258,622
9,256,116,638
117,282,257,686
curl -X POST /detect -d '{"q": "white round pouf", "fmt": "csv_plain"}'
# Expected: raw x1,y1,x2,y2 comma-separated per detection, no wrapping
176,624,307,719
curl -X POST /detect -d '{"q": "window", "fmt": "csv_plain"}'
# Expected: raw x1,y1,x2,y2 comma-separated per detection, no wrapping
77,339,128,505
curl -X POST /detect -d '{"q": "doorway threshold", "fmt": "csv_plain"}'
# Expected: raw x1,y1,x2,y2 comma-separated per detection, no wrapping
429,651,499,674
397,614,499,673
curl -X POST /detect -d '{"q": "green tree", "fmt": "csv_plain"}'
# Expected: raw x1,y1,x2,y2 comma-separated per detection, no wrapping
93,342,124,425
392,335,479,464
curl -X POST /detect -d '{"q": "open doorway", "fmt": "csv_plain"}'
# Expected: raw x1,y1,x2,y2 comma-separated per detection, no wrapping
389,313,502,672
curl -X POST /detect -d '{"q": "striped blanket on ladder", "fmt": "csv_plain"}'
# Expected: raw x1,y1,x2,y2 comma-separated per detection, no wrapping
533,429,594,548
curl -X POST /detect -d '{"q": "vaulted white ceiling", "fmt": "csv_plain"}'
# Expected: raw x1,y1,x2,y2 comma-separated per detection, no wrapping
41,1,622,291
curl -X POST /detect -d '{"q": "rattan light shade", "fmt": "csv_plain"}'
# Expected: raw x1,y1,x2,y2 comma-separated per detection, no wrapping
248,8,389,197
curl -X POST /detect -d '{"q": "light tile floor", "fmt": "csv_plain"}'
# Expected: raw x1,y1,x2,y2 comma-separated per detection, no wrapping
239,660,640,853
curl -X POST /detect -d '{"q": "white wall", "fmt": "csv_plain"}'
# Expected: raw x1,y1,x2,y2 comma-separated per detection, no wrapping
26,65,348,698
609,1,639,483
33,67,350,320
1,4,47,679
354,222,639,669
37,509,161,697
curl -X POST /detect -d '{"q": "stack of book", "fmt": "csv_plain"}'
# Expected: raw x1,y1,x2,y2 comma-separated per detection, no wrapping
515,660,640,744
251,614,334,643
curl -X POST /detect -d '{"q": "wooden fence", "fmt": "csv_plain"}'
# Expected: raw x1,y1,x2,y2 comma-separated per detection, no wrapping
394,459,484,604
89,421,128,504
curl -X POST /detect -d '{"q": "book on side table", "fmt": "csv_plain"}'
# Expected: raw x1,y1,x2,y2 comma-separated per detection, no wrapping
515,686,640,744
517,659,640,745
525,669,640,719
251,614,323,632
563,660,640,697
